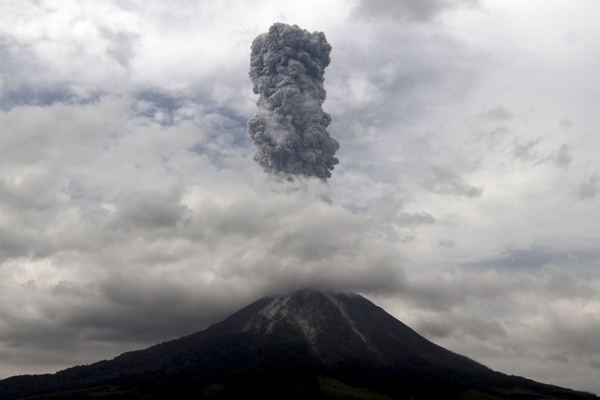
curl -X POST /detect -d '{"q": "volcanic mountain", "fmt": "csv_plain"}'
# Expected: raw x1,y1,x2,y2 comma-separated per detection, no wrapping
0,289,596,399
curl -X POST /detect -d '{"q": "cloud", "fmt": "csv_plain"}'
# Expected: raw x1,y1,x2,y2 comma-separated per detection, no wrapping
99,27,139,69
479,106,514,121
113,188,191,231
395,211,436,226
548,143,573,168
352,0,479,23
372,258,600,392
421,167,482,197
512,140,573,168
578,171,598,199
0,174,408,376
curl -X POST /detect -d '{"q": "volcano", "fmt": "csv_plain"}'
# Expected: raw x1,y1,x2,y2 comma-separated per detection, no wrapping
0,289,596,399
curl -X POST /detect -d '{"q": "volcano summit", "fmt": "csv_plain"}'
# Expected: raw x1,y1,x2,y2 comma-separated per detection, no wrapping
0,290,596,399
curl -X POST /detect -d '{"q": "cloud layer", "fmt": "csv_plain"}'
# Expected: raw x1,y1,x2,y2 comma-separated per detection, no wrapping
1,0,599,395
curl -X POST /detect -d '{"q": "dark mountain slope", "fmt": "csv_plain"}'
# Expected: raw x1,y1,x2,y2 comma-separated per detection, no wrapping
0,289,596,400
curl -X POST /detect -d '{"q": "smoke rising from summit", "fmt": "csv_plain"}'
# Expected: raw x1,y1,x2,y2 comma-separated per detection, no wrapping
248,23,339,180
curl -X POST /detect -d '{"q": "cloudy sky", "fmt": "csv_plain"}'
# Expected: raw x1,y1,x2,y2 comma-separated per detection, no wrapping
1,0,600,394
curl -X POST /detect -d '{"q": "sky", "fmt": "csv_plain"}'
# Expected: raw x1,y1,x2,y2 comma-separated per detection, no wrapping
1,0,599,395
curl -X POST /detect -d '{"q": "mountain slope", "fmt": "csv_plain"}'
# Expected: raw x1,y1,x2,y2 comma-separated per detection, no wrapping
0,289,596,399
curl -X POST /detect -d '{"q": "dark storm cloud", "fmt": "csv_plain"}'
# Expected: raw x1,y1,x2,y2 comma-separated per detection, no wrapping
247,23,339,180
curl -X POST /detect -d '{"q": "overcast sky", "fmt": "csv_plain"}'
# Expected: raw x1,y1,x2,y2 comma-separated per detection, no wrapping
1,0,599,395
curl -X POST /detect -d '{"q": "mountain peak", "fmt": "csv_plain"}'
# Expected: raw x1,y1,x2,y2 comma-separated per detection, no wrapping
241,290,368,352
208,288,487,369
1,288,597,400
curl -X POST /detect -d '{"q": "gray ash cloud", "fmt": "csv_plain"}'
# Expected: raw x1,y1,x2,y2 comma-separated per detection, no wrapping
248,23,339,180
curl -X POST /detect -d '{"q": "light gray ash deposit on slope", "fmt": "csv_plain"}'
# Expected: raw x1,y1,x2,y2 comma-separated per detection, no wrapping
243,290,367,345
248,23,339,180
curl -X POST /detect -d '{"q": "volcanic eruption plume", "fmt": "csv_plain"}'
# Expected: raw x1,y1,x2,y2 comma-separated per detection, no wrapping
248,23,339,180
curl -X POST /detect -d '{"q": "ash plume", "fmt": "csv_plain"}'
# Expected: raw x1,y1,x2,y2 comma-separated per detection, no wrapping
248,23,339,180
